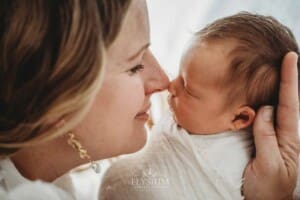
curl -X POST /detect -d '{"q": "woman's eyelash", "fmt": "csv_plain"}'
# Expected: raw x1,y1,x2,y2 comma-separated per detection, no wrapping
128,64,144,75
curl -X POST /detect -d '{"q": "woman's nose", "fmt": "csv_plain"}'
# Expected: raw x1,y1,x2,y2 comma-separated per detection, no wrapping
144,51,170,95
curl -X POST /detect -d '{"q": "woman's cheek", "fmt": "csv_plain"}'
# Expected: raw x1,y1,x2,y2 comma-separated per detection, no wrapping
121,76,146,117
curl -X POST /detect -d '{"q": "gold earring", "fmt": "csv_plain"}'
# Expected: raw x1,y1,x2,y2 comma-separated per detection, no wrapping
67,132,101,174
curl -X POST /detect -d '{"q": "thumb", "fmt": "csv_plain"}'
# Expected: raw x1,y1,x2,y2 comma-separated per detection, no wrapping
252,106,281,166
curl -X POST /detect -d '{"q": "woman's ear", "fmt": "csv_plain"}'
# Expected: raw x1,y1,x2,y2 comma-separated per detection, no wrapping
230,106,256,131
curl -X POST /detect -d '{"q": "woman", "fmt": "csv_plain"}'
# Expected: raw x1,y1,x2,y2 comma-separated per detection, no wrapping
0,0,298,199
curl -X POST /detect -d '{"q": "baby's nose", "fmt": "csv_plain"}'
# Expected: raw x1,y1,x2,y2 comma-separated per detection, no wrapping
168,80,177,96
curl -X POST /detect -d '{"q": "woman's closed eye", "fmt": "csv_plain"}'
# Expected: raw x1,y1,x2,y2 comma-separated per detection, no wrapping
127,64,144,75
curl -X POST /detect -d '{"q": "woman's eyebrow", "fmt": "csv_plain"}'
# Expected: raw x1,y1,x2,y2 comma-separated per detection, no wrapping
127,43,150,62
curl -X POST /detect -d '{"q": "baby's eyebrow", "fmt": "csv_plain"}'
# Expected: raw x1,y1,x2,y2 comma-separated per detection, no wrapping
127,43,150,62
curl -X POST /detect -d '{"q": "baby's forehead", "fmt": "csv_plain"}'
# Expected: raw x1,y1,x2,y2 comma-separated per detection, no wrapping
181,38,238,81
180,41,238,91
182,37,239,62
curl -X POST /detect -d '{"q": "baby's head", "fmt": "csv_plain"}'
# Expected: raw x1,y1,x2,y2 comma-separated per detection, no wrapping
168,12,299,134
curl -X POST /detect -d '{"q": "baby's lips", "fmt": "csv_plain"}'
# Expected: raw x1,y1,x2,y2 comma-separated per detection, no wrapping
167,95,175,112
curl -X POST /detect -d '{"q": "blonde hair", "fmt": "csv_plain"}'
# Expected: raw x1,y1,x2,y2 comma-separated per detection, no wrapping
0,0,132,156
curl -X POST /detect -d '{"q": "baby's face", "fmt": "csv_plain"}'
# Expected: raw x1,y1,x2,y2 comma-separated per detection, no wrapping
168,39,238,134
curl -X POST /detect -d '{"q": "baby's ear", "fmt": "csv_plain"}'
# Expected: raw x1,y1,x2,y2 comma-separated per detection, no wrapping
230,106,256,131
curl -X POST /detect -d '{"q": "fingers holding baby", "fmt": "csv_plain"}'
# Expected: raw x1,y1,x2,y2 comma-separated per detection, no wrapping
243,52,300,200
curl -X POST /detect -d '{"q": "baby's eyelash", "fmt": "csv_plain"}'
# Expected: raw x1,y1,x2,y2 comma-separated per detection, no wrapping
128,64,144,75
184,86,199,99
184,87,193,96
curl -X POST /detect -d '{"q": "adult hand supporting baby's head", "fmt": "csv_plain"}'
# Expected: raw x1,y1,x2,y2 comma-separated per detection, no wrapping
243,52,300,200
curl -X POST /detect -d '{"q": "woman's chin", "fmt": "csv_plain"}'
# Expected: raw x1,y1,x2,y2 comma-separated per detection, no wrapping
124,128,147,154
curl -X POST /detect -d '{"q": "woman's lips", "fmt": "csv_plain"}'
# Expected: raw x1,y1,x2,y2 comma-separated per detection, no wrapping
135,112,149,120
135,105,151,120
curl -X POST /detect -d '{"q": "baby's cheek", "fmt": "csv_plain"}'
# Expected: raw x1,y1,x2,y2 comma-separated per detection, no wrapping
175,106,187,122
178,97,190,111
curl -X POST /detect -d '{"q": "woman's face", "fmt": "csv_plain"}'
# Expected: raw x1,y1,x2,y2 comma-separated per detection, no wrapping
75,0,169,159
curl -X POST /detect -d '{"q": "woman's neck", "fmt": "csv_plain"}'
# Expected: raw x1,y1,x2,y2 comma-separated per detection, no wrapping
10,135,85,182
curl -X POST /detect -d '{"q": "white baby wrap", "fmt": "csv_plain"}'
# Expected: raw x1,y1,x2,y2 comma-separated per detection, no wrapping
100,113,254,200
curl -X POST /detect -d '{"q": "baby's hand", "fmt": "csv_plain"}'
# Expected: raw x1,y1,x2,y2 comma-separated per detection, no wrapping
243,52,299,200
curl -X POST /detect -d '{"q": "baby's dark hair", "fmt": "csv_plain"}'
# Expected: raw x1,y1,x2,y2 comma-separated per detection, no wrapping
197,12,299,111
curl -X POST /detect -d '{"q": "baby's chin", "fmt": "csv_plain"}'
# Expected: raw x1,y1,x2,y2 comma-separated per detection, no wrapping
168,100,183,128
170,112,202,134
170,111,183,128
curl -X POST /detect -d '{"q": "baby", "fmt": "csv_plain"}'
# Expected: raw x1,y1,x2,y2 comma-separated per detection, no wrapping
100,12,300,200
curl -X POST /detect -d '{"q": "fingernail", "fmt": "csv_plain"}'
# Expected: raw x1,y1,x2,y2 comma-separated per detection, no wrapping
262,106,274,122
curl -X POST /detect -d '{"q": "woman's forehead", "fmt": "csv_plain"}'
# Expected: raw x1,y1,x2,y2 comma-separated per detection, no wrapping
107,0,150,63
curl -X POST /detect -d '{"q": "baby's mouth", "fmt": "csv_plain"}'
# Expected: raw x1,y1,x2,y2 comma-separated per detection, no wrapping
172,115,182,129
167,95,174,112
167,95,182,125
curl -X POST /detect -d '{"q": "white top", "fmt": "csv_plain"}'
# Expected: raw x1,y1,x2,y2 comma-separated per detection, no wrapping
0,158,74,199
0,154,110,199
100,113,253,200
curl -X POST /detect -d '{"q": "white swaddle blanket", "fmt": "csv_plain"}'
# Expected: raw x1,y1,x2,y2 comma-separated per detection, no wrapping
100,113,254,200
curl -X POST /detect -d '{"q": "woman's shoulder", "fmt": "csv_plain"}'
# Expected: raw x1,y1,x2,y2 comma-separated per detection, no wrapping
0,159,73,200
0,181,73,200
